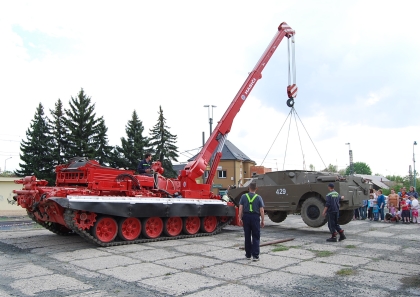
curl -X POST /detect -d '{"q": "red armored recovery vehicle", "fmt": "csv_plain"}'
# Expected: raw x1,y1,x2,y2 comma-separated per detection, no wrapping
13,22,297,246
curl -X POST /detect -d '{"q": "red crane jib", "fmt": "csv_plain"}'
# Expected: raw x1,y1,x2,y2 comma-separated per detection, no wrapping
179,22,296,198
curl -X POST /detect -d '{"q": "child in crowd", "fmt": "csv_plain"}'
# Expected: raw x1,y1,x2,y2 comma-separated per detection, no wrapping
389,203,396,216
410,196,419,223
373,200,379,221
395,209,402,222
400,198,410,224
368,194,375,221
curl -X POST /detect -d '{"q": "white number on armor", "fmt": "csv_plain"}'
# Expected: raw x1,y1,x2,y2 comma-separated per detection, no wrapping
276,188,287,195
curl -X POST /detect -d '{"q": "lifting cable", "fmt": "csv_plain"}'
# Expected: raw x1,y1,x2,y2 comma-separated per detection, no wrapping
282,109,293,170
293,110,306,170
260,108,293,166
260,106,327,171
293,108,327,170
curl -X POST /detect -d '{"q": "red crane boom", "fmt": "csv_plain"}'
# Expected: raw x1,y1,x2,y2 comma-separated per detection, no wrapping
179,22,297,198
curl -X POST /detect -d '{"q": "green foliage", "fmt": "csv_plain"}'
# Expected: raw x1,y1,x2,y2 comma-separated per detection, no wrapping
148,106,179,178
113,110,149,170
92,117,113,166
384,174,415,194
338,169,346,176
49,99,68,166
15,103,55,184
322,164,337,173
17,90,182,181
345,162,372,175
63,88,100,160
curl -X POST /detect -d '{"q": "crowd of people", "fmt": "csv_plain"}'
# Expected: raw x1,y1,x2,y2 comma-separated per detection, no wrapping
354,186,419,224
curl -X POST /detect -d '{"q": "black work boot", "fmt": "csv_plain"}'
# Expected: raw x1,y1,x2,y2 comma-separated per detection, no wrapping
326,232,338,242
339,230,346,241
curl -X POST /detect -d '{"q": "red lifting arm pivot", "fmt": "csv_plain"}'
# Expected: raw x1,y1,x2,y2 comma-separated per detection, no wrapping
179,22,297,198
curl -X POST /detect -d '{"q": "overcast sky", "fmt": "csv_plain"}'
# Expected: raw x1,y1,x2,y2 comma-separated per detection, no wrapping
1,0,419,177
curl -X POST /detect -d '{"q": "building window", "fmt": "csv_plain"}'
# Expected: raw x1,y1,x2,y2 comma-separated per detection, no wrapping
218,170,227,178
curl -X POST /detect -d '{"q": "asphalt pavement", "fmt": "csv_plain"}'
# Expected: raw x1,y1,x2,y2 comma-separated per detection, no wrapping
0,214,419,297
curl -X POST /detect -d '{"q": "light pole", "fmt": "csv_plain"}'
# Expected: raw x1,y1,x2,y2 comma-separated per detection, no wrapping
203,105,217,137
4,157,12,172
345,143,353,175
414,141,417,189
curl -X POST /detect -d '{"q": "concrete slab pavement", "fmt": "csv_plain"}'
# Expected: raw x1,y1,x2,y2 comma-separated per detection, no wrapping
0,215,418,296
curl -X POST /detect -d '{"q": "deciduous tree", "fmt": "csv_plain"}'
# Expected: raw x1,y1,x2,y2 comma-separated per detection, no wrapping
345,162,372,175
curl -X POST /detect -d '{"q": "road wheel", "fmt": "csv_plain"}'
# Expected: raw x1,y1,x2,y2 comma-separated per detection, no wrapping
183,216,200,235
163,217,183,237
338,210,354,225
200,216,218,233
142,217,163,239
118,217,141,241
301,197,327,227
267,211,288,223
93,216,118,243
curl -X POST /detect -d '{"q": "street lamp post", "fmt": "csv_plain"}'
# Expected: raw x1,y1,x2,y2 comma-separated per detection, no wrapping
4,157,12,173
414,141,417,189
203,105,217,137
345,143,353,175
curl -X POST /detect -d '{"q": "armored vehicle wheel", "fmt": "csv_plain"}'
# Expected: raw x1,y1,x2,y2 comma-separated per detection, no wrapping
267,211,288,223
118,217,141,241
200,216,218,233
142,217,163,239
338,210,354,225
93,216,118,243
183,216,200,235
301,197,327,228
163,217,183,237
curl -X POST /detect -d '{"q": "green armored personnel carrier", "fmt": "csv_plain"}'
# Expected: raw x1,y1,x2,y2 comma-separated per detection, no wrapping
227,170,370,227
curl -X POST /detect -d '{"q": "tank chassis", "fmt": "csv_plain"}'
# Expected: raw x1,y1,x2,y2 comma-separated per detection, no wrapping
227,170,370,227
13,22,298,246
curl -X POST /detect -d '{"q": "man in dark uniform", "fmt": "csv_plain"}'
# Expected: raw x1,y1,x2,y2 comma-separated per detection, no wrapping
137,153,153,175
322,183,346,242
238,182,265,261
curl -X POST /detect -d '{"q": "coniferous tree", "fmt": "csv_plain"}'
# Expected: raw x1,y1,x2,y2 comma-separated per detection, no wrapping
92,117,113,166
114,110,149,170
64,88,100,160
49,99,68,166
149,106,179,178
15,103,55,184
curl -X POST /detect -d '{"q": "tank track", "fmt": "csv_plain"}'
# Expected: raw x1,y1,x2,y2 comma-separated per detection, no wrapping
63,209,233,247
27,210,74,236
